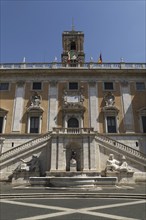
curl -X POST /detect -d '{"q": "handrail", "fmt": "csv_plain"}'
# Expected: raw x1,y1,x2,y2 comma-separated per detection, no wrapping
0,132,52,163
95,132,146,162
0,62,146,70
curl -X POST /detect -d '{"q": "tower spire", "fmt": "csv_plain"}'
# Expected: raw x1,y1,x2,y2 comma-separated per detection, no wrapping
72,18,75,31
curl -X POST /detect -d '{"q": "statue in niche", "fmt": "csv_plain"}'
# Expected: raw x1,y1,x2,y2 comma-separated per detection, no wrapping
106,154,132,172
104,92,115,107
31,92,41,107
14,155,40,173
70,150,77,171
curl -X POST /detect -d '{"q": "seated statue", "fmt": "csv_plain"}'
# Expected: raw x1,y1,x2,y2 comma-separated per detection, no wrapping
119,156,132,172
14,155,40,173
106,154,120,171
106,154,132,172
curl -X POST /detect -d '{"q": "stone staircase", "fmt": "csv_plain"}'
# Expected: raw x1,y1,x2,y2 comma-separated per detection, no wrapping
95,132,146,167
0,132,52,169
0,130,146,175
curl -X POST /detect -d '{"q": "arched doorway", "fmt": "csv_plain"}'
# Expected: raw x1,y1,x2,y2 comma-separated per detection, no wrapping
68,117,79,128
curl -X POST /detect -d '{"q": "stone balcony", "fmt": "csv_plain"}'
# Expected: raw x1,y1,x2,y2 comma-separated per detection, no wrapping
0,62,146,70
52,127,94,134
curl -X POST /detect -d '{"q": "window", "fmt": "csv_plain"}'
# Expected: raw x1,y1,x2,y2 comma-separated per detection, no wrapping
104,82,114,90
0,83,9,90
69,82,78,90
70,41,76,50
68,118,79,128
32,82,42,90
107,116,117,133
136,82,145,91
0,117,4,133
141,116,146,133
30,117,39,133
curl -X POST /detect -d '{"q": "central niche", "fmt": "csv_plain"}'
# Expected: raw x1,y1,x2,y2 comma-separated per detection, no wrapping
68,117,79,128
66,142,82,171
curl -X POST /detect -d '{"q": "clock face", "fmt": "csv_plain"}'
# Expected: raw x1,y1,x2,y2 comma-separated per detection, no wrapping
68,50,78,60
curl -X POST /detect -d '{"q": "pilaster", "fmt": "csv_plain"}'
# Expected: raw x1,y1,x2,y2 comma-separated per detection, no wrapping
120,81,134,133
48,81,58,130
88,81,98,131
12,81,25,132
50,138,57,171
89,137,97,170
83,137,89,171
58,137,66,171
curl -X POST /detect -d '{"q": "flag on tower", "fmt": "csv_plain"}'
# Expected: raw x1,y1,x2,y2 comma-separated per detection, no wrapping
98,53,102,63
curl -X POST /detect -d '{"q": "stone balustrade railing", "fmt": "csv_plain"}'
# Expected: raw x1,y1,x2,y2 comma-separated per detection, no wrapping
53,127,94,134
0,132,52,164
0,62,146,70
95,132,146,163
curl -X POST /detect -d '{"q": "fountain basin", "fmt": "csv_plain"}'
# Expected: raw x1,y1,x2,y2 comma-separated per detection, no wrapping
29,176,117,187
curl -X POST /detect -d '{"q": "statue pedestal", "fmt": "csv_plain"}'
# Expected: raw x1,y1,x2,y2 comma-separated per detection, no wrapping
106,171,135,185
12,171,40,184
70,159,77,172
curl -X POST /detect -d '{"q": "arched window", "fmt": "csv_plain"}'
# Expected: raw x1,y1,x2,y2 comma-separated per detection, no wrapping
68,118,79,128
70,41,76,50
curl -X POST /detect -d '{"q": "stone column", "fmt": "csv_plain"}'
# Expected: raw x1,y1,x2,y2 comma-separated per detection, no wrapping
48,81,58,130
12,81,25,132
83,137,89,171
58,137,66,171
120,81,134,133
88,81,98,131
50,138,57,171
89,137,97,170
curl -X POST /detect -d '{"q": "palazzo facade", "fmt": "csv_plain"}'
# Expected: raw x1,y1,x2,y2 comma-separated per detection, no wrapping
0,28,146,179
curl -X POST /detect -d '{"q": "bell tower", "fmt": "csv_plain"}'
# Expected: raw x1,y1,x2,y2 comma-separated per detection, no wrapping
61,25,85,66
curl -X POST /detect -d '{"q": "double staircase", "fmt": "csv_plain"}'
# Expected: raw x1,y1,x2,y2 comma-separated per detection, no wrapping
0,130,146,175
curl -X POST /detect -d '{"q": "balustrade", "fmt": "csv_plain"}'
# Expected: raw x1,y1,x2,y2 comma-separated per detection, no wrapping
0,132,52,163
95,133,146,162
0,62,145,69
53,127,94,134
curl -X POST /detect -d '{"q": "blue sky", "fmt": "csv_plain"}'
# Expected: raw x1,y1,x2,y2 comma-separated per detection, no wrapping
1,0,146,63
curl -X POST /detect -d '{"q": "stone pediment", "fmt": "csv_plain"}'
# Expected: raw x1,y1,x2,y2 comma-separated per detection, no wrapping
102,106,119,113
0,108,8,116
27,105,44,113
